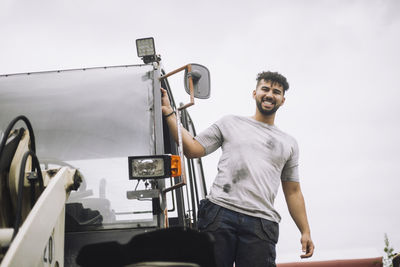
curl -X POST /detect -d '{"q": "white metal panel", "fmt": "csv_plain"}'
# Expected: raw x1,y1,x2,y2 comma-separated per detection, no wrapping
0,167,75,267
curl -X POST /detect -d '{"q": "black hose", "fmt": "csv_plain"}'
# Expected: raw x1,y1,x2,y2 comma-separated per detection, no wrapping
0,115,42,240
0,115,36,156
12,150,44,239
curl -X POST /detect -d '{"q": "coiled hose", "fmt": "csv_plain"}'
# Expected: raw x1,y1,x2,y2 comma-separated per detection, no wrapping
0,115,44,239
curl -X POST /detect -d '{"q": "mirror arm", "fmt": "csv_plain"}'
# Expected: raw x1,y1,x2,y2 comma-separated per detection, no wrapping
159,64,187,79
179,64,194,110
159,64,195,110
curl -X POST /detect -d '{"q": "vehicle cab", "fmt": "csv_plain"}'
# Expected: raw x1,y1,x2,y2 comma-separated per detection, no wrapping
0,38,212,267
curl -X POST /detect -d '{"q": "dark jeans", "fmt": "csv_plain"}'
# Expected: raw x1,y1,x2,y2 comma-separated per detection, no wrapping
197,199,279,267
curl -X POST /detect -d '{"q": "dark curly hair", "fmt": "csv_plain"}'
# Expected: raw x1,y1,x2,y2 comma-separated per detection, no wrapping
256,71,289,92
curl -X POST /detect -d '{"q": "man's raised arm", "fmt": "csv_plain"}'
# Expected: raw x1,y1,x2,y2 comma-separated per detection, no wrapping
161,88,205,159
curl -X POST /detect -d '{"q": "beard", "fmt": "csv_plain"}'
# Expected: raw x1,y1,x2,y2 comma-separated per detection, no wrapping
256,98,280,116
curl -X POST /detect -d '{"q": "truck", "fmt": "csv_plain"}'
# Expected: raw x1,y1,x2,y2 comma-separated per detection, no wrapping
0,37,215,267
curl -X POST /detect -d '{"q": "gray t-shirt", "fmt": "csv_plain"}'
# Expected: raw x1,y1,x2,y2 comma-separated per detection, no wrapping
195,115,299,223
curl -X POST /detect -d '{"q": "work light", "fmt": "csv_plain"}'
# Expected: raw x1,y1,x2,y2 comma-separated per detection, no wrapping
128,155,181,179
136,37,158,64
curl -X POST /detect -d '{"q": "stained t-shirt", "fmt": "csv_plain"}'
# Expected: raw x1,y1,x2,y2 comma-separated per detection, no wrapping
195,115,299,223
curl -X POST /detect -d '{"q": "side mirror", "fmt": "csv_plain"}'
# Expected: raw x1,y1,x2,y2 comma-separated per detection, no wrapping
184,63,211,99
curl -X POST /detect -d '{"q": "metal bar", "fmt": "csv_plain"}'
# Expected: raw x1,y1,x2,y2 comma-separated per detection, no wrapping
126,189,160,199
153,68,167,228
0,64,148,78
178,64,195,111
181,109,198,227
153,69,165,156
178,102,194,110
163,108,187,193
158,65,188,80
158,64,195,111
163,181,185,193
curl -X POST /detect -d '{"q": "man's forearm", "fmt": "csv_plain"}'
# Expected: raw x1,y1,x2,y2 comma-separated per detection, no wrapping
164,111,205,159
282,181,314,258
161,87,205,158
285,189,310,234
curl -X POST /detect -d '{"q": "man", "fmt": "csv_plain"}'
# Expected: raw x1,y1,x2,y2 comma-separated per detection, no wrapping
161,71,314,267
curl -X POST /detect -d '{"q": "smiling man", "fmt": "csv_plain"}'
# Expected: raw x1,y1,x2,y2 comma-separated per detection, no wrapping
161,71,314,267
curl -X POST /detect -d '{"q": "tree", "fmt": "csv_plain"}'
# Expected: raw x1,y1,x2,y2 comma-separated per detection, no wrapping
383,233,397,267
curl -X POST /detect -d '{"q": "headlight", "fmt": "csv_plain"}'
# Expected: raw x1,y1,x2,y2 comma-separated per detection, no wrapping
128,155,181,180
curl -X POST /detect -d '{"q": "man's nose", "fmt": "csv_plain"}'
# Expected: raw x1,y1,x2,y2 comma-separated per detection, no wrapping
265,90,273,98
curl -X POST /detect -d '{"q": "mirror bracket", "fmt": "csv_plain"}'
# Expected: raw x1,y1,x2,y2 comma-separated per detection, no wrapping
159,64,195,111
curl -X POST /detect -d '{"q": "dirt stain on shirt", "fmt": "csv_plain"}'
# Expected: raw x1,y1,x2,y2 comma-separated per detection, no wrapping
233,167,249,184
223,183,232,193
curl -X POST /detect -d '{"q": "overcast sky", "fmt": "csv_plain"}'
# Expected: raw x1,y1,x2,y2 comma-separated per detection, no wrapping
1,0,399,263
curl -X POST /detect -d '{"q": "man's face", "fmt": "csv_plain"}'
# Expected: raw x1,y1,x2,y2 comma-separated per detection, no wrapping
253,79,285,116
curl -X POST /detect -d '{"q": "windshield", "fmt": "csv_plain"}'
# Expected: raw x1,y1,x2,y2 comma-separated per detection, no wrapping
0,65,161,229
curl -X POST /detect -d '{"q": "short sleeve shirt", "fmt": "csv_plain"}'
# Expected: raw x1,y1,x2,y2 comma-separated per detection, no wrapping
195,115,299,223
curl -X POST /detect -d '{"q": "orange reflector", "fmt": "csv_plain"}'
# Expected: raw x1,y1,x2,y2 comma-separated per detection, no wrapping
170,155,181,177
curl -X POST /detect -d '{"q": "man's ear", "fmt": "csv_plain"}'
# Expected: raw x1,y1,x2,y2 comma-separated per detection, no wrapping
281,96,286,106
252,90,256,99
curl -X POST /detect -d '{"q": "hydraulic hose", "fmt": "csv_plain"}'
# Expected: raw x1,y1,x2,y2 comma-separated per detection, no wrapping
0,115,36,156
0,115,43,240
13,150,44,239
